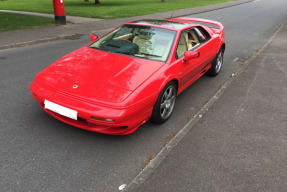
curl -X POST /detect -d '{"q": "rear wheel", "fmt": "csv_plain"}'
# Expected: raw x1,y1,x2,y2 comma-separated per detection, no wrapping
151,82,177,123
207,47,224,76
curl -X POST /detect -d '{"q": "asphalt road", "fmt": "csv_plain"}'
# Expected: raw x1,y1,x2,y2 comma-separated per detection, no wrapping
1,0,287,191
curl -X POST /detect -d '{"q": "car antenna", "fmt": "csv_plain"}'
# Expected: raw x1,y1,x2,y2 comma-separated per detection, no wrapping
169,10,175,20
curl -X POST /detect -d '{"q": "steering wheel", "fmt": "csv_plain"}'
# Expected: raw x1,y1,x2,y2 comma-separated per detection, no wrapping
120,39,131,43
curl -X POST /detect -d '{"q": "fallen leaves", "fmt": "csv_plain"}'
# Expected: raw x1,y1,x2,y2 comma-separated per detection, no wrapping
142,156,155,170
188,114,196,120
163,134,176,148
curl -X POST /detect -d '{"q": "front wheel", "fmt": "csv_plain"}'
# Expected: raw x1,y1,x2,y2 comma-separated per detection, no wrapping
207,47,224,76
150,82,177,123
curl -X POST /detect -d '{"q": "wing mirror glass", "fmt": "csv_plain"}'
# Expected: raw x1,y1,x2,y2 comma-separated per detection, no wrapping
91,34,98,42
183,51,200,63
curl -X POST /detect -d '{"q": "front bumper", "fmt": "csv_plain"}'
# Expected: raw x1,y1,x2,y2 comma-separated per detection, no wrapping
30,82,155,135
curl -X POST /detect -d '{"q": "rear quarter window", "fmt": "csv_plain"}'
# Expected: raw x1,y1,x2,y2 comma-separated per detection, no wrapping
194,26,211,43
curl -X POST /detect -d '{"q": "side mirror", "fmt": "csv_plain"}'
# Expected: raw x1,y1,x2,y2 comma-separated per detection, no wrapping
91,34,98,42
183,51,200,63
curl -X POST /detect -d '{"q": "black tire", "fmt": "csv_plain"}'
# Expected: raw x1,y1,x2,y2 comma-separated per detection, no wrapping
150,81,177,123
207,47,224,76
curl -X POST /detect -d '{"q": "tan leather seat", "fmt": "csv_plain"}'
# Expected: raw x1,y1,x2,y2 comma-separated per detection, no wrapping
133,31,153,53
176,32,189,57
184,32,192,50
189,30,200,48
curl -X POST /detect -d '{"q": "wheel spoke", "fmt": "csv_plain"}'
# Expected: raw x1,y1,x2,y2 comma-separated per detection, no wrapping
163,91,168,99
160,101,166,109
167,87,173,98
170,95,175,102
162,108,167,117
165,108,170,115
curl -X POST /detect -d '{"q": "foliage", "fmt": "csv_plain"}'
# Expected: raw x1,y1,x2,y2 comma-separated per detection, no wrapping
0,12,54,32
0,0,230,19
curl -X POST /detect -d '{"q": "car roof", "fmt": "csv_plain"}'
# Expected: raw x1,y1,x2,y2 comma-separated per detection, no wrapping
124,19,198,31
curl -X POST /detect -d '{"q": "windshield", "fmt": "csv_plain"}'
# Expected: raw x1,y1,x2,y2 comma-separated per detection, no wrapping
89,25,176,62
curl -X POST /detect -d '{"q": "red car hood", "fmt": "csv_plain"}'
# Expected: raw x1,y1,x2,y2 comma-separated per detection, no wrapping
35,47,164,103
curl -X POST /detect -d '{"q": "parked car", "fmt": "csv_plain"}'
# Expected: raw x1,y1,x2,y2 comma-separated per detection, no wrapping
30,17,225,135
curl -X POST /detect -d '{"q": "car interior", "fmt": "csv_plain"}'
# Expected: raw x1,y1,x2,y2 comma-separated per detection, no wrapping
112,28,173,60
176,29,201,58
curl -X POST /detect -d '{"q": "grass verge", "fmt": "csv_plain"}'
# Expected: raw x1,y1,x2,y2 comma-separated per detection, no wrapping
0,12,54,32
0,0,231,19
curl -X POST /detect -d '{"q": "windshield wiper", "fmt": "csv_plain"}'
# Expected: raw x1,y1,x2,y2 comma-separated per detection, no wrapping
133,52,161,58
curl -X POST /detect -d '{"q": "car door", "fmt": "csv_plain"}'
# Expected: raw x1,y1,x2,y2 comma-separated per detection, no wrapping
192,26,218,70
175,29,203,88
176,27,217,89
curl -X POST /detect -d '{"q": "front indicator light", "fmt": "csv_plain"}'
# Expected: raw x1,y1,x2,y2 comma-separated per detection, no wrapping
91,116,115,122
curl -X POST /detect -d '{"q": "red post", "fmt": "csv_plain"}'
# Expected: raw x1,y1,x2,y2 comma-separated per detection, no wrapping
52,0,66,25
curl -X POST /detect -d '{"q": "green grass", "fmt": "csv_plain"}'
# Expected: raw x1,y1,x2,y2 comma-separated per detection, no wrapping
0,0,230,19
0,12,54,32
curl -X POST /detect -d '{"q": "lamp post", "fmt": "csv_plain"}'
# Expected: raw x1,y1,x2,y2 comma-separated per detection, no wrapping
52,0,66,25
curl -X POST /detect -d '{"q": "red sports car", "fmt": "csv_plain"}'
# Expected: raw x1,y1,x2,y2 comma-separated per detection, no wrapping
30,17,225,135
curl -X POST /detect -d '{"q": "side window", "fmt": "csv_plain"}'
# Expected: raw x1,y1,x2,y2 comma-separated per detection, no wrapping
175,33,188,59
194,27,210,43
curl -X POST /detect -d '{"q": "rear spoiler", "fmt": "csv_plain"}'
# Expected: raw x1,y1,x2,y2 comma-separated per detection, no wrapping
171,17,224,33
